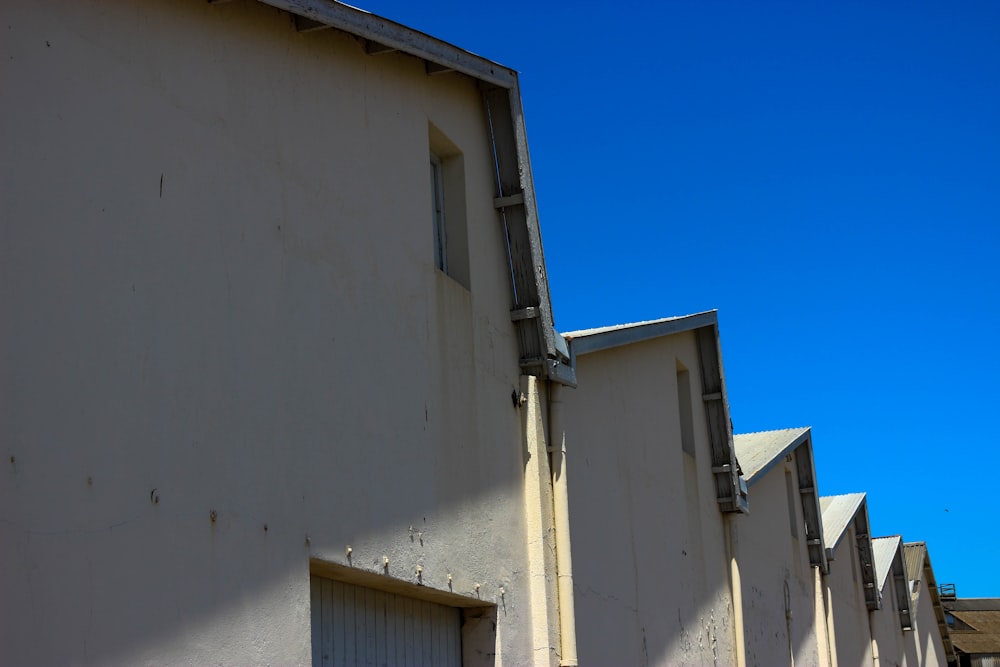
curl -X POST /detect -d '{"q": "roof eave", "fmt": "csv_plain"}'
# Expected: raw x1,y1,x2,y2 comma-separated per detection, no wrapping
566,310,718,356
743,428,812,487
256,0,517,88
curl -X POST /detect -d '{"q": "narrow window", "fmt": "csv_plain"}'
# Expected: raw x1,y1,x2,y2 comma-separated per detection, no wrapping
785,469,799,538
430,153,447,273
850,527,859,583
676,363,695,458
428,123,469,288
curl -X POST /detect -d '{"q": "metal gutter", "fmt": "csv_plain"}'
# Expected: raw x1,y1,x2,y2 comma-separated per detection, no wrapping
547,384,578,665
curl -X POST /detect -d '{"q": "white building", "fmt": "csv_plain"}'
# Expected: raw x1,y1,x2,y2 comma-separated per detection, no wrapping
560,311,747,666
1,1,577,665
820,493,880,667
733,427,829,667
903,542,956,666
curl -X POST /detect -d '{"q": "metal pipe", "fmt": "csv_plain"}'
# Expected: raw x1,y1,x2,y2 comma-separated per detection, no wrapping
548,383,578,666
825,574,839,667
869,610,881,667
724,515,747,667
814,566,833,667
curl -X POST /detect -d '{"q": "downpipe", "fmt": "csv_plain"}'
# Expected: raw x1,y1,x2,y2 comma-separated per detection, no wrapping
548,383,578,666
725,515,747,667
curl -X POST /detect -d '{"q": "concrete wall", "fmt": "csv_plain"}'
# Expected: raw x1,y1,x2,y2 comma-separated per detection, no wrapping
827,526,875,667
738,451,823,667
0,1,547,664
903,580,949,667
560,332,737,666
870,578,908,667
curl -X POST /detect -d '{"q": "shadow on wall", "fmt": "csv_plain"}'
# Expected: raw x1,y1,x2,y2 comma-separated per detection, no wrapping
0,0,533,664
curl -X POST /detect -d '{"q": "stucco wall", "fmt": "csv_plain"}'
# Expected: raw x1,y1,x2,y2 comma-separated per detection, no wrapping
738,452,823,667
827,526,875,667
561,332,736,666
903,580,949,667
870,578,908,667
0,1,542,664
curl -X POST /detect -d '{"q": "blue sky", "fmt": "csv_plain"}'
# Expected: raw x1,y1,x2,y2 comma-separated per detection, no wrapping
362,1,1000,596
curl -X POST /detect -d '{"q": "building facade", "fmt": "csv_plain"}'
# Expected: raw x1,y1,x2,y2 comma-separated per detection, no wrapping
733,427,830,667
560,312,745,666
1,2,972,666
1,1,575,665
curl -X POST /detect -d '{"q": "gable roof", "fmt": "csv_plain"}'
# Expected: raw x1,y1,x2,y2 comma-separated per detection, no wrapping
945,599,1000,655
564,310,747,513
734,427,827,572
873,535,914,630
820,493,866,551
563,310,718,355
259,0,516,87
821,493,880,610
733,427,811,484
246,1,573,385
904,542,956,662
872,536,902,592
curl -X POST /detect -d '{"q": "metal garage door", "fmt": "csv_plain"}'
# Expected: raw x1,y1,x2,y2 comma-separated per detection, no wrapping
310,576,462,667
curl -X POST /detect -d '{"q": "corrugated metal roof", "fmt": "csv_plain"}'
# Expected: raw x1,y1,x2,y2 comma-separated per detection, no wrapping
904,542,927,585
819,493,866,550
947,598,1000,612
948,605,1000,654
563,311,714,339
733,427,811,484
872,536,902,592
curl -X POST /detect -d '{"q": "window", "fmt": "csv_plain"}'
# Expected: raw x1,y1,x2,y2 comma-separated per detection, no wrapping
427,123,469,288
785,470,799,538
430,154,447,273
676,362,696,458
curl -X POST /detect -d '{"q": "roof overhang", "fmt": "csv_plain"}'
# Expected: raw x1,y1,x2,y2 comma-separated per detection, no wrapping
564,310,718,356
734,428,828,572
565,311,747,513
256,0,517,87
821,494,880,610
905,543,956,662
873,536,914,631
237,1,572,385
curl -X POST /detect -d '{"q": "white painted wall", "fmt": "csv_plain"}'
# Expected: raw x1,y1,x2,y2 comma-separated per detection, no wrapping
903,580,949,667
738,452,823,667
827,526,876,667
560,332,737,666
870,577,908,667
0,1,547,664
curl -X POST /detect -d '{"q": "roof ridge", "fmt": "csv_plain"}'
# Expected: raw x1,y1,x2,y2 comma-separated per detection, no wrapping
562,310,716,338
820,491,866,500
734,426,811,437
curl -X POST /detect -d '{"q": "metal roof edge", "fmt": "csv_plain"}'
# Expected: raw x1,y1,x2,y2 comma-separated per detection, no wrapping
741,427,812,487
872,535,903,592
820,492,866,552
566,310,719,357
256,0,518,88
920,546,957,662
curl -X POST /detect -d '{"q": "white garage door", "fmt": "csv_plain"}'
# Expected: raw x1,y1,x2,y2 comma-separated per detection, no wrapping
311,576,462,667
